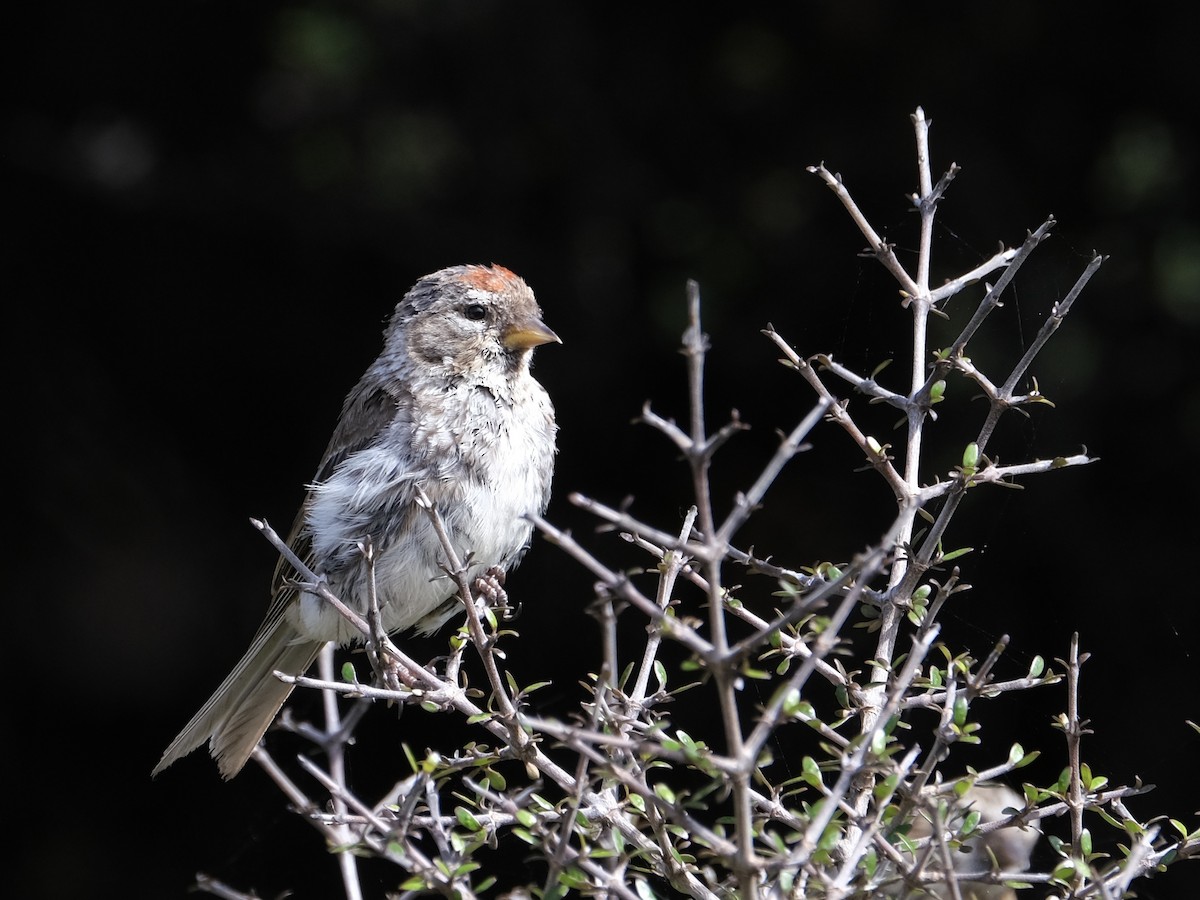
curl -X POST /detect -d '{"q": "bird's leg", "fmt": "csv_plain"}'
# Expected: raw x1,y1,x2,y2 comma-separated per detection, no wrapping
369,641,410,694
474,565,507,602
474,566,519,621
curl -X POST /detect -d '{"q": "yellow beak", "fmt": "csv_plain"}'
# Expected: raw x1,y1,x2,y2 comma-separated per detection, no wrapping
503,318,561,350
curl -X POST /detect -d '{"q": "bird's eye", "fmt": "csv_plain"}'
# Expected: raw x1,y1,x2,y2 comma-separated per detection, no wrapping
464,303,488,321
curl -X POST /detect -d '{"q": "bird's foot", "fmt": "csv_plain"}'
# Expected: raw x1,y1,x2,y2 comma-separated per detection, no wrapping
474,566,519,621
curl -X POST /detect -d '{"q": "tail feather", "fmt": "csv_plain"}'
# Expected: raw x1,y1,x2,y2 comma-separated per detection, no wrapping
153,618,323,779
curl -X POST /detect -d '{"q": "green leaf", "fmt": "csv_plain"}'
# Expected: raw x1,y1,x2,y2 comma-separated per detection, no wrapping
953,697,969,727
781,688,802,717
962,442,980,473
558,869,589,891
801,756,823,789
454,806,481,831
340,661,357,682
861,848,879,877
818,820,842,851
871,728,887,755
1052,861,1077,882
618,661,635,690
1015,748,1040,769
1028,655,1045,678
960,810,982,837
873,774,899,802
1051,768,1072,793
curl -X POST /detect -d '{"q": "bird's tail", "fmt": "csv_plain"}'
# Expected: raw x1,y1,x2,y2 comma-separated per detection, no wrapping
153,618,323,779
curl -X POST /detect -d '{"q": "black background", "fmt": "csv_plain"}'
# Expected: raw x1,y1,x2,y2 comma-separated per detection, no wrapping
7,3,1198,897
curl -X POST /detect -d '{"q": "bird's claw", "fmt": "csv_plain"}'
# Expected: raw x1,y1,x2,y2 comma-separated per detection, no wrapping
474,566,519,620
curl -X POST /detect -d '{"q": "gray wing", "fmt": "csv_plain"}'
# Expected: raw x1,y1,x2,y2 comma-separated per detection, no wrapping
259,381,408,637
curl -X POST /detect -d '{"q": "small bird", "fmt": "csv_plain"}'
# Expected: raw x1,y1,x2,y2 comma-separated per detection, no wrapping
896,783,1040,900
154,264,559,779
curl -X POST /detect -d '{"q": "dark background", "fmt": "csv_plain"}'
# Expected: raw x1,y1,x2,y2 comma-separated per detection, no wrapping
7,2,1198,897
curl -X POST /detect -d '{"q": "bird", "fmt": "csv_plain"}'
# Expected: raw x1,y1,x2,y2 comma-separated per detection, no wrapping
895,783,1040,900
153,264,559,779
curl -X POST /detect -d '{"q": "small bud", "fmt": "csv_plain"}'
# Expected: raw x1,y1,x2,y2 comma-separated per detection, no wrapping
961,442,980,474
